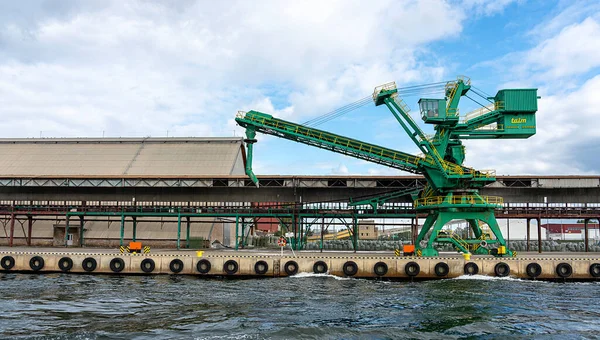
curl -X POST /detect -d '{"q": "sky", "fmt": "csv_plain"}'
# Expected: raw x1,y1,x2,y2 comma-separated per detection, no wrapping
0,0,599,177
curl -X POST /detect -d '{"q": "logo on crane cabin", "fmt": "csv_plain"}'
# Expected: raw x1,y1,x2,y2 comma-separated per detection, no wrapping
511,118,527,124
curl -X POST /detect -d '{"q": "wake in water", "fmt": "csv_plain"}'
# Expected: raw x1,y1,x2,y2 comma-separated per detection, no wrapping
289,272,353,281
453,274,531,282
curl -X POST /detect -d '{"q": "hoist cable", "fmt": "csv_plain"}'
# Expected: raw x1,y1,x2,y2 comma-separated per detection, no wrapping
464,94,493,112
302,81,450,127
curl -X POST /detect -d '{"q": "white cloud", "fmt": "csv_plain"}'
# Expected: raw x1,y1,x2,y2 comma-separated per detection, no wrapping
462,0,518,17
524,17,600,79
0,0,464,139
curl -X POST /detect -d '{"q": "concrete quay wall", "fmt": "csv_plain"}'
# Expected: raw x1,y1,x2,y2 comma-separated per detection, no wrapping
1,250,599,281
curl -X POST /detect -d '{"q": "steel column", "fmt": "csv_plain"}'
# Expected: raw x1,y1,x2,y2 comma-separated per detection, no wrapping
413,216,418,245
526,218,530,252
79,216,85,247
410,218,415,245
241,217,245,248
186,216,191,248
9,213,15,247
132,217,137,242
320,217,324,253
177,213,181,250
120,213,125,246
27,215,32,246
506,218,510,249
292,213,298,250
298,217,302,250
352,215,358,253
64,215,70,247
235,215,239,251
584,218,589,252
536,217,542,253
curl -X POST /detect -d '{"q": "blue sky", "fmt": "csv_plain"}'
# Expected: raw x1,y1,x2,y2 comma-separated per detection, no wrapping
0,0,599,176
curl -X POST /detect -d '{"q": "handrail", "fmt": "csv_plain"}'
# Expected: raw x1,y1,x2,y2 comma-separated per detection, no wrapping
414,195,504,208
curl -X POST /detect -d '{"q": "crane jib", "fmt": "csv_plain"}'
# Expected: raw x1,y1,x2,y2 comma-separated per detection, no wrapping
236,111,422,173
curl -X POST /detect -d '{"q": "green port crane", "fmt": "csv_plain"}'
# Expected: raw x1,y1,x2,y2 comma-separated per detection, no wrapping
235,76,538,257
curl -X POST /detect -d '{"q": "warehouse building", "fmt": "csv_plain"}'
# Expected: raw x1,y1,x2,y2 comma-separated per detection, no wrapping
0,137,246,247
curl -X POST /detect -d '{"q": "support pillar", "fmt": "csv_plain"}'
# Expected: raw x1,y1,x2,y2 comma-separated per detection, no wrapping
9,213,15,247
119,214,125,247
292,213,298,250
299,217,303,250
536,217,542,254
235,215,239,251
186,216,191,248
65,215,70,247
584,218,589,252
27,215,32,246
507,218,510,249
352,215,358,253
526,218,531,252
176,213,181,250
413,216,419,245
132,217,137,242
410,218,415,245
241,217,246,249
320,217,324,253
79,216,85,247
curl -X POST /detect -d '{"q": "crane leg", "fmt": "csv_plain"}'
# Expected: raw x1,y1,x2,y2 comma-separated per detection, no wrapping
414,214,439,257
243,128,259,187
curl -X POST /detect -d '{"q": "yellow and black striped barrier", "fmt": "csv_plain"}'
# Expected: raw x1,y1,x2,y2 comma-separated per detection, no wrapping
394,249,401,257
143,246,151,254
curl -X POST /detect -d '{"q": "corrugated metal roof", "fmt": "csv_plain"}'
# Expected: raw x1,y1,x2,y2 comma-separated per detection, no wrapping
0,137,245,176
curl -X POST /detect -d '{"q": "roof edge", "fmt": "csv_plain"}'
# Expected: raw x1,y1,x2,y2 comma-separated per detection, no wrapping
0,137,244,144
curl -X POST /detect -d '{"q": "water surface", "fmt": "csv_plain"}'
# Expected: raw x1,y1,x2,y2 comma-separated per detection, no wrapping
1,273,599,339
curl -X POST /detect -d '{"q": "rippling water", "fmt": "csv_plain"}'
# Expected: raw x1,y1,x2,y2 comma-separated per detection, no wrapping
1,273,599,339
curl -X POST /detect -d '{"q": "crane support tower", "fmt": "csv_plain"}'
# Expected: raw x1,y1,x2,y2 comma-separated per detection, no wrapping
235,76,538,257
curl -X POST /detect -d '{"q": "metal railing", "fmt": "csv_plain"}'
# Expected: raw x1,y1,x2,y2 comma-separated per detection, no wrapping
372,82,397,101
414,195,504,208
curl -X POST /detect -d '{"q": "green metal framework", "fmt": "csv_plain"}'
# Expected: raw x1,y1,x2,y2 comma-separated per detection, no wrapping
63,207,414,252
235,76,538,257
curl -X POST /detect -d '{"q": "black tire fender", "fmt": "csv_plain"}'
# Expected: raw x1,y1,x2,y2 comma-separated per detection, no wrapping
196,259,211,274
526,263,542,278
556,262,572,278
169,259,184,274
342,261,358,276
82,257,97,272
405,261,420,277
464,262,479,275
223,260,238,275
1,256,15,271
374,262,388,277
254,260,269,275
110,258,125,273
140,258,155,273
284,261,299,276
29,256,44,271
58,257,73,272
434,262,449,277
590,263,600,278
494,262,510,277
313,261,328,274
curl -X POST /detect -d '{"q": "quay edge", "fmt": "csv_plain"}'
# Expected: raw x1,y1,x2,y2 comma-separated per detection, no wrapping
1,250,600,281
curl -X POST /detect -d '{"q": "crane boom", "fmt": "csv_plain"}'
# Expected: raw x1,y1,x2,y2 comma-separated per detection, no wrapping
235,110,423,185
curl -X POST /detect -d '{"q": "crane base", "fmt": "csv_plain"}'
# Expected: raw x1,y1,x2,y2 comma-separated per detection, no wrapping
415,207,513,257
